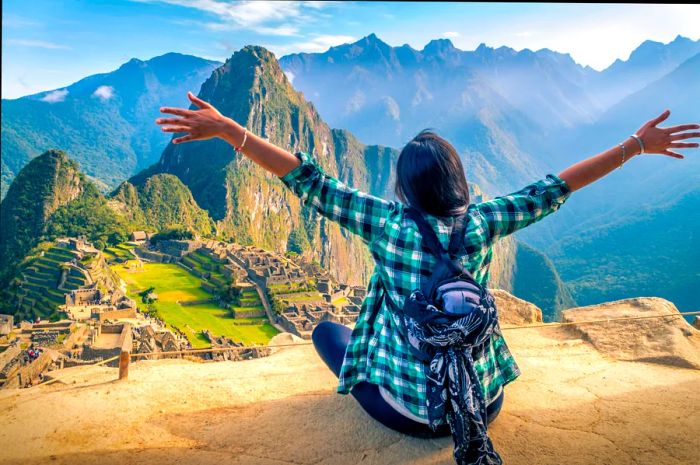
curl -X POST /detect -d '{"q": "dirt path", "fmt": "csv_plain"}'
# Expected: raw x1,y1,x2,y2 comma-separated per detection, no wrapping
0,326,698,465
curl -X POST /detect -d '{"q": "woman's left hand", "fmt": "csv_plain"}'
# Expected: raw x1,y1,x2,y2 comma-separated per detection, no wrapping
155,91,231,144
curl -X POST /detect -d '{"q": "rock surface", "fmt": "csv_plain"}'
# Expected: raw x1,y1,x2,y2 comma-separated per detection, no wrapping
1,302,698,465
561,297,700,369
491,288,544,325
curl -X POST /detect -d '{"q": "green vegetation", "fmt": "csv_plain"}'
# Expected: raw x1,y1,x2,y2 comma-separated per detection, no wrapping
0,150,85,285
0,149,139,301
103,242,136,264
287,228,310,254
112,262,278,348
126,46,390,283
149,226,194,244
549,190,700,314
181,250,228,287
512,241,576,322
332,296,349,306
276,291,323,302
0,243,90,321
113,174,216,238
267,280,316,295
45,182,131,250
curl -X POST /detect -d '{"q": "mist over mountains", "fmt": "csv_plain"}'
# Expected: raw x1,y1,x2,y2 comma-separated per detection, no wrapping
279,33,700,310
1,33,698,314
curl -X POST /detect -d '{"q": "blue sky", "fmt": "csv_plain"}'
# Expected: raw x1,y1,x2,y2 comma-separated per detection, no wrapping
3,1,699,99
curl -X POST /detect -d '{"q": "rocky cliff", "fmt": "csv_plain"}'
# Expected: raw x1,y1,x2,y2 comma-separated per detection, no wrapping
133,46,400,285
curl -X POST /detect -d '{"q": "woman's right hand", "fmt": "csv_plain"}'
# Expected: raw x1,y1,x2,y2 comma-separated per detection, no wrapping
155,91,235,144
633,110,699,159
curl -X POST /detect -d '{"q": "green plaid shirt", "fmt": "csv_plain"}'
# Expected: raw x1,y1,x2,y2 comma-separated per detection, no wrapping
280,151,572,422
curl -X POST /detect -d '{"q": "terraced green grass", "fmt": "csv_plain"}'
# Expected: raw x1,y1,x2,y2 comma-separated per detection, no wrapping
14,246,80,318
112,262,278,348
182,250,230,290
332,296,349,306
277,291,324,302
267,281,316,295
104,243,136,263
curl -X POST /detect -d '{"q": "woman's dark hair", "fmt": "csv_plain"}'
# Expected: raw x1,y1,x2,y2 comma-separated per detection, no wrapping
395,129,470,217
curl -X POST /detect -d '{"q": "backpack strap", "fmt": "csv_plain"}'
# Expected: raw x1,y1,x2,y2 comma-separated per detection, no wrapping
447,212,469,259
404,207,449,260
405,206,470,263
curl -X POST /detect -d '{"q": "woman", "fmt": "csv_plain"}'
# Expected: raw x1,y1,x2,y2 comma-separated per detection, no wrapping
156,92,699,439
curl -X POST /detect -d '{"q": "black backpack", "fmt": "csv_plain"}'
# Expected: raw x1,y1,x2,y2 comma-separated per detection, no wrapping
380,206,497,363
378,206,503,465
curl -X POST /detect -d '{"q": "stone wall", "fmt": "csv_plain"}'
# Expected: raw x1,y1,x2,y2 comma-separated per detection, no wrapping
134,248,173,263
276,302,358,340
157,240,201,258
80,323,132,367
232,308,266,318
1,351,55,389
98,308,137,321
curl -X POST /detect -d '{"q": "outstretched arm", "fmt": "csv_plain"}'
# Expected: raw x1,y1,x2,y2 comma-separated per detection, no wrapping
475,110,699,243
559,110,699,192
155,92,396,245
156,91,301,177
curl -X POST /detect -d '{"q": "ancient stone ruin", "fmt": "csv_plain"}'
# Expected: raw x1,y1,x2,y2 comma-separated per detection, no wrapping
62,286,137,321
203,330,271,361
133,325,186,360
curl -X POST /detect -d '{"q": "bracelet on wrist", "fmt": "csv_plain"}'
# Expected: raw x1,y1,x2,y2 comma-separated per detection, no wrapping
234,128,248,153
630,134,645,155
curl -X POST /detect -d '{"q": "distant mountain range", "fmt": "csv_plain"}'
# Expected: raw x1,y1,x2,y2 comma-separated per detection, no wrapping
280,34,699,190
279,33,700,310
1,53,221,197
1,33,698,314
0,45,573,320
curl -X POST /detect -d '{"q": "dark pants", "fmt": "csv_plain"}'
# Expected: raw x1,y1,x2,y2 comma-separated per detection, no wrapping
311,320,504,438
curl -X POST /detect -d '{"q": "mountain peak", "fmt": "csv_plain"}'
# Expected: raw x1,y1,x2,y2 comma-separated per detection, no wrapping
422,38,457,55
354,33,390,49
124,57,144,67
672,34,685,42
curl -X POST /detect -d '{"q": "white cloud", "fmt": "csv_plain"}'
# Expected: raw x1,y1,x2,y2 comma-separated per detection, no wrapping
6,39,71,50
268,34,356,56
222,1,306,26
345,89,365,115
443,31,460,39
383,96,400,121
92,85,115,101
135,0,331,36
204,21,299,36
283,69,295,84
41,89,69,103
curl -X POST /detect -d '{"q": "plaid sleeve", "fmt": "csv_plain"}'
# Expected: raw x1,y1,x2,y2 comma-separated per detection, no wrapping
475,173,572,242
279,151,397,245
